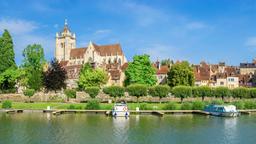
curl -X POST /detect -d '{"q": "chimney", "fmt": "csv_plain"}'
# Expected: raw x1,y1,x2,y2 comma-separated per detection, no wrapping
156,60,160,69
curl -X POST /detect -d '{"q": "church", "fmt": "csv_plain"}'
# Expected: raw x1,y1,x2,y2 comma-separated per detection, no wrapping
55,20,128,87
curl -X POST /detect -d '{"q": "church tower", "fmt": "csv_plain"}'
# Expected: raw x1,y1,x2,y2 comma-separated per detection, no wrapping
55,19,76,61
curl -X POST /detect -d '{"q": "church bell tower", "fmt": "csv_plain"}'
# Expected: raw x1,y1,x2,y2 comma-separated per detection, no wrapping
55,19,76,61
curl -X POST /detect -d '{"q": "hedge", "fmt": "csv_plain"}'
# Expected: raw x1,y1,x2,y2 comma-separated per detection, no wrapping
64,89,76,99
85,87,100,98
103,86,125,98
85,99,100,110
23,89,35,97
126,84,148,98
192,86,212,101
171,86,192,102
231,87,249,99
2,100,12,109
148,85,170,99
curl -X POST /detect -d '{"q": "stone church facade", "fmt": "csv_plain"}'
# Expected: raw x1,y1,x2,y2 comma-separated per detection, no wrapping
55,20,128,88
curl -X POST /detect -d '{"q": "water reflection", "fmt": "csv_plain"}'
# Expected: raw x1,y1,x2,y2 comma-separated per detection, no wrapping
223,117,238,142
112,117,130,144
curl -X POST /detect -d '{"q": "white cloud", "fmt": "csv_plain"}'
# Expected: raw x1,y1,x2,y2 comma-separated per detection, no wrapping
0,18,54,65
0,18,38,35
245,37,256,47
94,29,111,35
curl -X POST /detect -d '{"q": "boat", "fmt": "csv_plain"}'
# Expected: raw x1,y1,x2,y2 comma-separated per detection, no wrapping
204,104,240,117
112,102,129,117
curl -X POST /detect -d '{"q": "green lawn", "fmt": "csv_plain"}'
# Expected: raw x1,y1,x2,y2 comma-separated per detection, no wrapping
0,102,167,110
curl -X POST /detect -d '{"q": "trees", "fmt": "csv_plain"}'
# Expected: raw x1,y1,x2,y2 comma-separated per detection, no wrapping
167,61,195,87
0,68,20,91
148,85,170,103
231,87,249,99
78,63,108,89
193,86,212,101
0,30,16,73
124,54,157,86
21,44,45,91
171,86,192,102
44,59,67,91
214,87,231,100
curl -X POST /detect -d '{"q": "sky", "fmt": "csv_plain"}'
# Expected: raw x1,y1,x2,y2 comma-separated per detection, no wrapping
0,0,256,66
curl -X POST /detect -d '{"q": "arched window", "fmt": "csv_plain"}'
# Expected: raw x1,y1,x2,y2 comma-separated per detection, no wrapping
108,58,111,64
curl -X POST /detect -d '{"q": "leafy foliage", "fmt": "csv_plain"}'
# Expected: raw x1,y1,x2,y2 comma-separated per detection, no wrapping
214,87,231,100
0,68,20,91
192,86,212,101
21,44,45,90
192,101,206,110
231,87,249,99
23,88,35,97
181,102,193,110
172,86,192,102
78,63,108,89
167,61,194,87
103,86,125,98
126,84,148,97
85,99,100,110
44,59,67,91
2,100,12,108
248,88,256,98
0,30,16,73
124,54,157,86
164,102,178,110
148,85,170,99
64,89,76,98
85,87,100,98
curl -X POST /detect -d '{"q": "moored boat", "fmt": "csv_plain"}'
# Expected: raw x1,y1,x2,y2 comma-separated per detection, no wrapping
204,104,240,117
112,102,129,117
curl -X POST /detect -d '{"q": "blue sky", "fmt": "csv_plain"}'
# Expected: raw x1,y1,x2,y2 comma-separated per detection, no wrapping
0,0,256,65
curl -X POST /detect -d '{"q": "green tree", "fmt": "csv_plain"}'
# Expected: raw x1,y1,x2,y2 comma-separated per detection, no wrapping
0,29,16,73
0,68,20,91
44,59,67,91
214,87,231,100
125,54,157,86
231,87,249,99
161,59,173,67
192,86,212,101
21,44,45,91
78,63,108,89
172,86,192,102
167,61,195,87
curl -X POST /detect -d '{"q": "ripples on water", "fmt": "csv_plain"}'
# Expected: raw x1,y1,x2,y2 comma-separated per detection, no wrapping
0,113,256,144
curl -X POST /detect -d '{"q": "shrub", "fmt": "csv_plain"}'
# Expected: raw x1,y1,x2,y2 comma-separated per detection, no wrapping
164,102,178,110
210,99,224,105
64,89,76,99
67,104,82,109
2,100,12,109
126,84,148,98
139,103,149,110
171,86,192,102
85,99,100,110
85,87,100,98
23,89,35,97
181,102,193,110
232,101,245,109
231,87,249,99
103,86,125,98
214,87,231,100
192,86,212,101
148,85,170,99
192,101,205,110
249,88,256,98
244,101,256,109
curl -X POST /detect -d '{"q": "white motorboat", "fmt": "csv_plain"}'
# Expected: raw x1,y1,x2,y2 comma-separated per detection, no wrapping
204,104,240,117
112,102,129,117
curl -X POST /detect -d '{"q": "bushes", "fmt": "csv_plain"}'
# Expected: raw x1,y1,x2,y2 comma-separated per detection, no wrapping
85,99,100,110
2,100,12,109
23,89,35,97
67,104,82,109
231,87,249,99
126,84,148,98
139,103,149,110
103,86,125,98
210,99,224,105
192,101,205,110
181,102,192,110
148,85,170,99
244,100,256,109
232,101,245,109
64,89,76,99
85,87,100,98
192,86,212,101
249,88,256,98
172,86,192,102
214,87,231,100
164,102,178,110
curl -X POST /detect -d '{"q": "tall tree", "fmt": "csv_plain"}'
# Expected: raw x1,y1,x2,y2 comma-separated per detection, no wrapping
0,29,16,73
44,59,67,91
167,61,195,87
21,44,46,91
78,63,108,89
125,54,157,86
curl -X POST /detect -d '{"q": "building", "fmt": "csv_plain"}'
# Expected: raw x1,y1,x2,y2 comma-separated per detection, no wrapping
56,20,127,87
240,60,256,75
154,60,169,84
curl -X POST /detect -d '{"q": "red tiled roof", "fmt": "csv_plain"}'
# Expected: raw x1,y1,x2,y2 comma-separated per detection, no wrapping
70,47,87,59
121,63,128,71
157,66,169,75
92,43,123,56
60,60,68,67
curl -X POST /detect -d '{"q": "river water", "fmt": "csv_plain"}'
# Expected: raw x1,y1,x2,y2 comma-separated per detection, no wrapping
0,113,255,144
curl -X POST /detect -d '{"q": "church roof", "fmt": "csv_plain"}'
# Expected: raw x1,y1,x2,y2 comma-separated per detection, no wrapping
92,43,123,56
70,47,87,59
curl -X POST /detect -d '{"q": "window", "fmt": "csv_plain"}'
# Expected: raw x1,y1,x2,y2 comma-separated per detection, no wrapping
220,82,224,85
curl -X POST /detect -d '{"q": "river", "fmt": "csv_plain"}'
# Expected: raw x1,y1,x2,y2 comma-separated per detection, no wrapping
0,113,255,144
